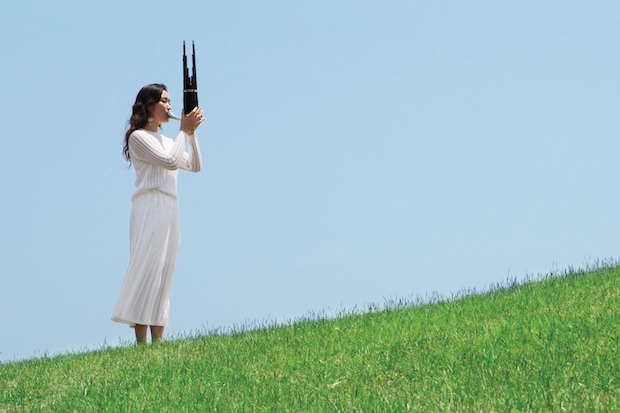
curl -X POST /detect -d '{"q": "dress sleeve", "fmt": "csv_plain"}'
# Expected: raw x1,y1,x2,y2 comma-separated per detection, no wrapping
179,132,202,172
129,130,187,170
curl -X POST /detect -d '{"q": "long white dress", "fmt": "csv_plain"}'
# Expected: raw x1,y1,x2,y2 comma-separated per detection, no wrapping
112,129,201,327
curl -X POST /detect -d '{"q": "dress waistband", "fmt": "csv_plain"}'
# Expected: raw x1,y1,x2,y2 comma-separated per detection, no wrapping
131,188,177,202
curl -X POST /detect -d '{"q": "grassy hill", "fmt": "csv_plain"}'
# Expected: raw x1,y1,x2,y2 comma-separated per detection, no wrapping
2,263,620,412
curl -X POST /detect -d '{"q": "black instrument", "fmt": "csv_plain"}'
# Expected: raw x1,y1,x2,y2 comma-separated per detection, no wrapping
167,41,199,121
183,41,199,115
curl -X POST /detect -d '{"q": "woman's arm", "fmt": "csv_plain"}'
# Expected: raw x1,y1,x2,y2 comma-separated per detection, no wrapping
178,106,204,172
180,132,202,172
129,130,187,170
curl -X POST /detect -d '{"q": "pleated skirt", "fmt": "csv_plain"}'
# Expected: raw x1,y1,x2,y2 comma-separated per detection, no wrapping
111,189,180,327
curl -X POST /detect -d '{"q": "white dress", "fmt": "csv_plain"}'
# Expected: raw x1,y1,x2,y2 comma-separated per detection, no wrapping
112,129,201,327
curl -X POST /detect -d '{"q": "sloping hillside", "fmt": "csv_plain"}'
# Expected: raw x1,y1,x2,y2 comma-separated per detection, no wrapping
2,264,620,411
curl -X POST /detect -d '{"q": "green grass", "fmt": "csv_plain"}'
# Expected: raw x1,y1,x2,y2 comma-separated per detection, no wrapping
2,263,620,412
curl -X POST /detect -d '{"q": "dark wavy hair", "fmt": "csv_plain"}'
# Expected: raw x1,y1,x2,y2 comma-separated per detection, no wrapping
123,83,168,163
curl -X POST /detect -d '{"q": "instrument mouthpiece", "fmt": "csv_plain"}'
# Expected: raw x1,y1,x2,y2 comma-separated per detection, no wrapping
167,110,181,121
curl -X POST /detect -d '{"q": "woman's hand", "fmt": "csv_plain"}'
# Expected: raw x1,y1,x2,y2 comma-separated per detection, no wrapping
180,107,205,135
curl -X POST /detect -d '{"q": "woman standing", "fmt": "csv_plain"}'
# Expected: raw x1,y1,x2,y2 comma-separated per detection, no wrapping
112,83,204,344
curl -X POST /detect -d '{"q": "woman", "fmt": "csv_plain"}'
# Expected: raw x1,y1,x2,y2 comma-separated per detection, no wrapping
112,83,204,344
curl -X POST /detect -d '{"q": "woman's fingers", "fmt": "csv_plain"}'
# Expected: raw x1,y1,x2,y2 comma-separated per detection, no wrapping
193,108,205,124
179,107,204,134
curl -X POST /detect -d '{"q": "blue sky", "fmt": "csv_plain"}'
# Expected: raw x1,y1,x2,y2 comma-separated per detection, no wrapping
1,1,620,362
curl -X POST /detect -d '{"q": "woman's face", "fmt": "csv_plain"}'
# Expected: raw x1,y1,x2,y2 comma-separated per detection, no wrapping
149,90,172,125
